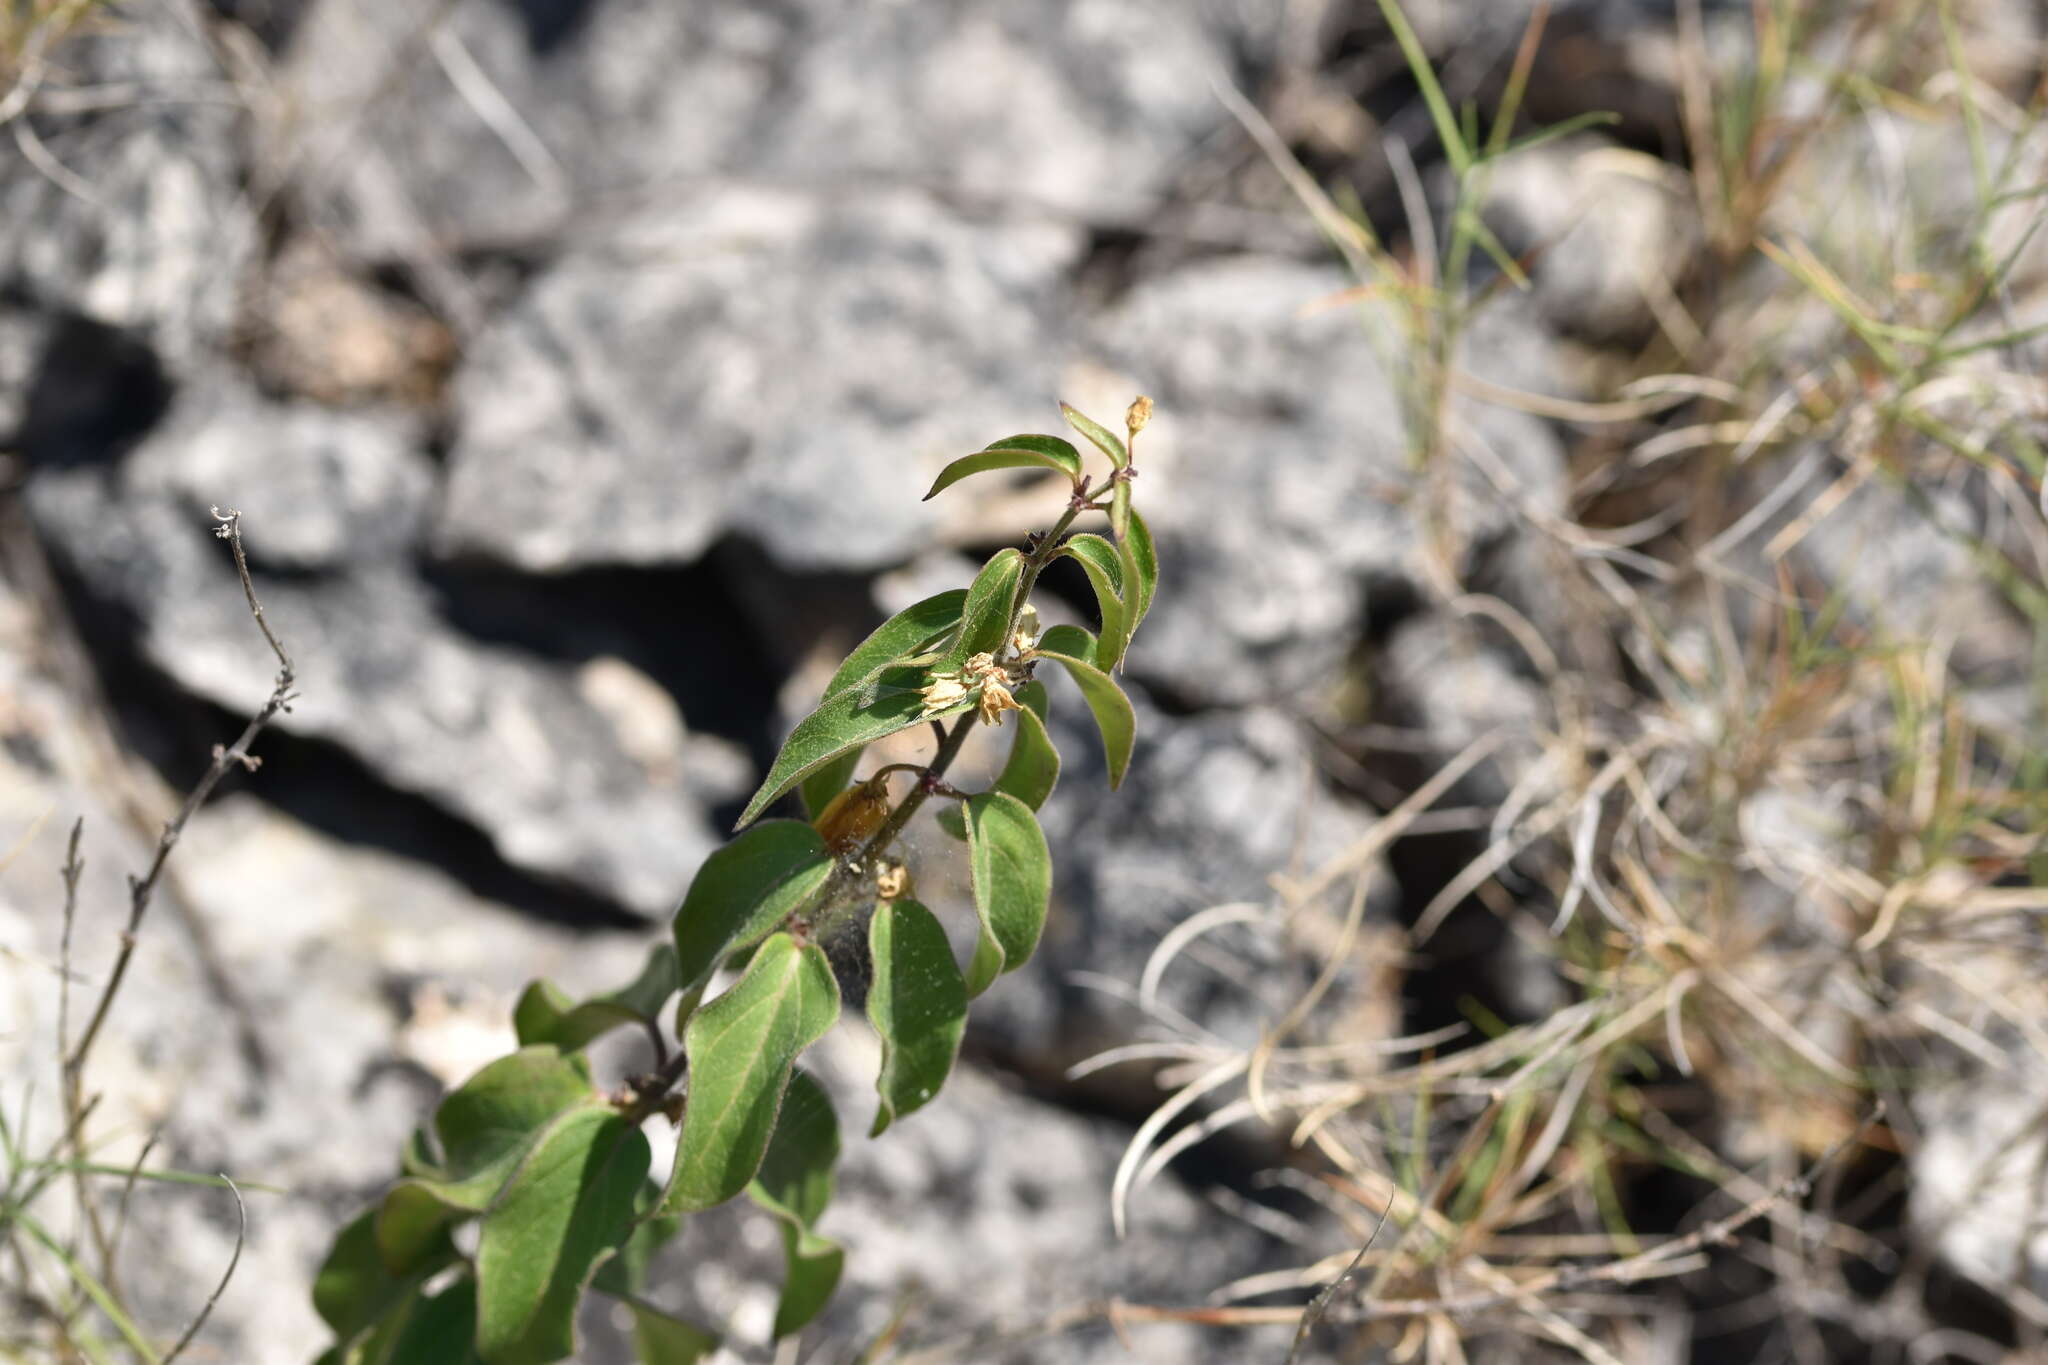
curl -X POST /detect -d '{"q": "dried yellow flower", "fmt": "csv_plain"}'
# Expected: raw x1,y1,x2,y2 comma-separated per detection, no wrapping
918,672,969,717
875,859,911,902
977,678,1021,726
1125,395,1154,436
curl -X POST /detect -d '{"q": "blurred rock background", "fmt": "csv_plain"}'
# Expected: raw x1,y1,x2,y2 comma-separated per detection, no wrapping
2,1,2045,1362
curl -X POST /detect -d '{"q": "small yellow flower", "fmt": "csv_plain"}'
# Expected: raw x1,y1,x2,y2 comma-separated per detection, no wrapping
977,678,1021,726
918,672,969,717
962,652,998,681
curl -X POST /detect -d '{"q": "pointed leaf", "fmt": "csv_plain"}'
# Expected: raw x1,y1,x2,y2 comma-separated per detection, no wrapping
990,679,1059,812
401,1126,442,1179
737,666,971,829
376,1047,598,1272
476,1110,650,1365
514,944,678,1052
1060,401,1127,469
1059,533,1129,671
591,1182,679,1300
758,589,972,828
671,820,833,1005
961,793,1053,997
767,1223,843,1340
1037,623,1095,660
1122,506,1158,630
665,934,840,1213
383,1276,484,1364
314,1210,455,1340
825,590,969,696
436,1049,597,1175
1038,649,1136,790
986,433,1084,466
983,437,1081,464
623,1301,719,1363
747,1070,845,1337
925,445,1081,501
942,547,1024,667
798,750,864,823
867,899,967,1132
750,1070,839,1226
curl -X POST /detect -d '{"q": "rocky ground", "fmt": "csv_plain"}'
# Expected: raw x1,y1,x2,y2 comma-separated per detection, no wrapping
2,2,2046,1363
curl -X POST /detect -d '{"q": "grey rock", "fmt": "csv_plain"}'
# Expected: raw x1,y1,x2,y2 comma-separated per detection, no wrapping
976,687,1403,1070
0,6,254,357
1911,1055,2048,1299
436,187,1079,572
1082,255,1568,708
1481,134,1702,343
279,0,1240,262
122,378,434,571
1788,458,2021,657
25,404,723,915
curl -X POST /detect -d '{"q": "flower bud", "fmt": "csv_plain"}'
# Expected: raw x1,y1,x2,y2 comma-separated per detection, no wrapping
1125,395,1154,436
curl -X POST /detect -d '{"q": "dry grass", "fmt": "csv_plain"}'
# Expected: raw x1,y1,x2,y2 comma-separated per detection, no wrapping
1094,4,2048,1363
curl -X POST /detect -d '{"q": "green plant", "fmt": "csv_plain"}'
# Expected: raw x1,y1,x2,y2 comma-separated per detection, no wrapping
308,399,1161,1364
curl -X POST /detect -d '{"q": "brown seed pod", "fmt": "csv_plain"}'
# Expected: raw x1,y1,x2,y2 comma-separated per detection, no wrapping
813,775,891,854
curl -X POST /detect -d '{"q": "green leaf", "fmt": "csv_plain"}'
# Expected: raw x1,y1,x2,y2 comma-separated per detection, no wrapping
1122,506,1158,630
591,1183,679,1300
376,1047,597,1274
1059,533,1129,672
437,1049,597,1174
314,1210,455,1341
750,1069,839,1226
1036,623,1096,660
798,750,864,823
1060,402,1127,469
934,680,1058,840
822,590,969,700
747,1070,845,1337
758,590,973,827
401,1127,442,1179
622,1301,719,1363
671,820,833,1005
1374,0,1469,173
1499,109,1621,160
514,944,678,1052
737,666,972,829
992,679,1059,811
866,899,967,1133
989,433,1084,465
665,934,841,1214
1038,649,1136,790
924,443,1081,501
943,547,1025,667
476,1110,650,1365
382,1276,484,1364
961,793,1053,997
